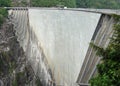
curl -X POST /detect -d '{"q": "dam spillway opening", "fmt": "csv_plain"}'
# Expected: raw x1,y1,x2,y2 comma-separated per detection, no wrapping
8,8,115,86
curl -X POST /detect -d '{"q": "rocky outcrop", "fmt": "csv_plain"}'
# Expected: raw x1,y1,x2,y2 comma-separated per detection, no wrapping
8,9,54,86
0,16,40,86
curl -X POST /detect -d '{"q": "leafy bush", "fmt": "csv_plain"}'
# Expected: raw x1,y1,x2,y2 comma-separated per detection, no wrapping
90,15,120,86
31,0,76,7
0,14,4,26
35,77,43,86
0,8,8,26
0,8,8,17
76,0,120,9
0,0,11,7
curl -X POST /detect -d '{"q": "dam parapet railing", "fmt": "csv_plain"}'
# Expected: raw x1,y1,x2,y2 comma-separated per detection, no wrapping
6,7,120,15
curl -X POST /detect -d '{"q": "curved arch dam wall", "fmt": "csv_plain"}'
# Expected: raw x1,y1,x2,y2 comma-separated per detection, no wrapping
9,8,101,86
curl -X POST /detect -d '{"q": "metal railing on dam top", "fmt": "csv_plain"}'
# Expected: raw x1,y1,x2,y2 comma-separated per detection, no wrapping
5,7,120,15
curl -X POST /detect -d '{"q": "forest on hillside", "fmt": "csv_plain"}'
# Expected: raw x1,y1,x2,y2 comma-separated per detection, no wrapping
31,0,120,9
76,0,120,9
31,0,76,7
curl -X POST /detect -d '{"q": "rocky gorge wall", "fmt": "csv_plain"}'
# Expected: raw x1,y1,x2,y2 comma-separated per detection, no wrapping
8,9,53,86
0,12,36,86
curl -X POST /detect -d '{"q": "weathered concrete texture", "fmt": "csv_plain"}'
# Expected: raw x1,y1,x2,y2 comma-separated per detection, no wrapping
28,9,101,85
9,9,53,86
77,14,115,85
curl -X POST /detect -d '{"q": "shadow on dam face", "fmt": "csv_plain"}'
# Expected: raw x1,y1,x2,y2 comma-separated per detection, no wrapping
9,8,101,86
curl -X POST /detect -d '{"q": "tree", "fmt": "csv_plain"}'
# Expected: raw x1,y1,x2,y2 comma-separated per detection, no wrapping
76,0,90,8
0,0,11,7
0,8,8,26
89,15,120,86
31,0,76,7
76,0,120,9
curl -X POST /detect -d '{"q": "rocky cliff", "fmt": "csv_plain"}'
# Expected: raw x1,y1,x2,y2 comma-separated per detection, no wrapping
0,13,43,86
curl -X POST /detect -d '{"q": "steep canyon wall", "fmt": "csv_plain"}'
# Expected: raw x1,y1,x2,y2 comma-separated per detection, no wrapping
9,9,53,86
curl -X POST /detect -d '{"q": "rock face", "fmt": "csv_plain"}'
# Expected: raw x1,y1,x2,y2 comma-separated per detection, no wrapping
0,15,39,86
8,9,54,86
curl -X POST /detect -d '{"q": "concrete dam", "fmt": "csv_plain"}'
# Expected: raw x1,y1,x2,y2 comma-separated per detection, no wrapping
8,8,119,86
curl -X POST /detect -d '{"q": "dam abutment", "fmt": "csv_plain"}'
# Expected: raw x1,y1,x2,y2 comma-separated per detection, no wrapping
9,8,54,86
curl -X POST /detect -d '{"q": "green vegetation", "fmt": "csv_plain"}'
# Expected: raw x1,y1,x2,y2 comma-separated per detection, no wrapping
0,0,120,9
0,8,8,26
31,0,76,7
0,8,8,17
89,15,120,86
0,50,34,85
12,71,29,86
0,51,16,75
35,77,43,86
0,15,4,26
0,0,11,7
0,0,10,22
11,0,29,7
76,0,120,9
